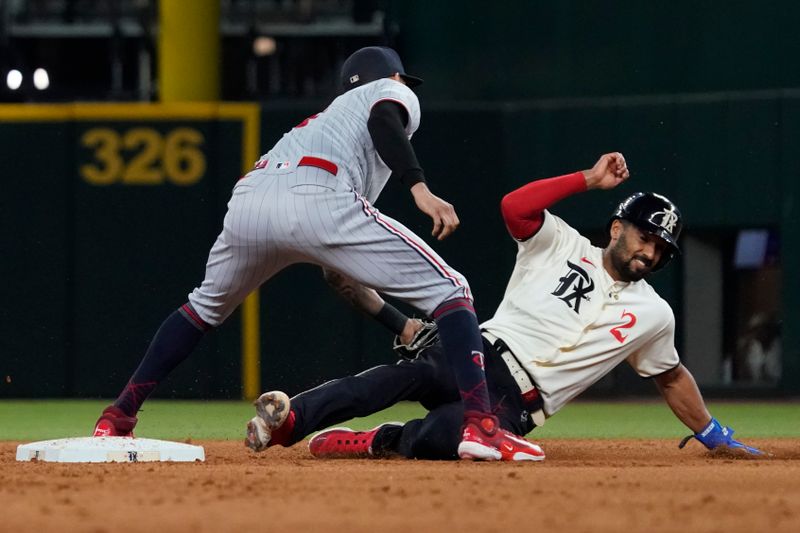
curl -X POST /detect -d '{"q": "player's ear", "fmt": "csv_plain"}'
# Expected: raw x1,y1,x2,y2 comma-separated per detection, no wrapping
610,219,624,241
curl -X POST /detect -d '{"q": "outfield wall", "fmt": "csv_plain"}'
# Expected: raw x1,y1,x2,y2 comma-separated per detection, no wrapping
2,93,797,399
392,2,800,102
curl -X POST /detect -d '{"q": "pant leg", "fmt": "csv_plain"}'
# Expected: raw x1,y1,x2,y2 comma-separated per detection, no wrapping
289,344,458,444
189,173,298,326
393,402,464,460
384,337,537,460
483,340,537,438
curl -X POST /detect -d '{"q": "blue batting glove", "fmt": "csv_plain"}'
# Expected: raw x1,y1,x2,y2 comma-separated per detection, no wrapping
678,418,762,455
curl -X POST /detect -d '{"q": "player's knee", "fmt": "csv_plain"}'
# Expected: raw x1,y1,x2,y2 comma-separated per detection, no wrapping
439,270,473,303
419,279,473,317
431,295,478,323
178,302,214,332
187,292,227,328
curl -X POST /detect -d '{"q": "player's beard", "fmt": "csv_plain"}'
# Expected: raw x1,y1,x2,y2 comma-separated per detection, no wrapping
609,238,653,282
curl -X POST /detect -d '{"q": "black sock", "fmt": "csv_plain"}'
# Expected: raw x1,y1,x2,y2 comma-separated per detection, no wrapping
433,298,490,415
114,304,209,416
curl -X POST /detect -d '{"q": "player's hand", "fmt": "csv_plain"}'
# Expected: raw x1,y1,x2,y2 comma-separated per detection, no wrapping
410,183,460,240
394,318,439,361
678,418,763,456
583,152,630,190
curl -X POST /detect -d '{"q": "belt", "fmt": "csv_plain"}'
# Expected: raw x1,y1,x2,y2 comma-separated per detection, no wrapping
482,331,546,427
249,156,339,176
298,156,338,175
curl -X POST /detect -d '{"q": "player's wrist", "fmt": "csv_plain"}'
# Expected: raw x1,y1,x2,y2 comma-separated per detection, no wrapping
678,416,763,455
693,417,742,450
410,181,431,197
375,302,409,335
582,169,599,189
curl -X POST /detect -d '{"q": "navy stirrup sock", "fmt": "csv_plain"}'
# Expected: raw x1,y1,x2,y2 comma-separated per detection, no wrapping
114,304,210,416
433,298,491,414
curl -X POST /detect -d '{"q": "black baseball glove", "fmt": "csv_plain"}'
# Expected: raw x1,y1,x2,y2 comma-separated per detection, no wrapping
393,319,439,361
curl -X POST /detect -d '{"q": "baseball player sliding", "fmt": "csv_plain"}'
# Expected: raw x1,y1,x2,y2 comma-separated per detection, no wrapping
245,153,762,460
93,47,537,460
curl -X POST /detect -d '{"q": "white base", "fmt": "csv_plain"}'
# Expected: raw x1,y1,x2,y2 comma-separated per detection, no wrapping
16,437,205,463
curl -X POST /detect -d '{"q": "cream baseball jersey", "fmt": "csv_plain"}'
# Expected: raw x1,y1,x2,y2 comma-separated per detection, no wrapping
261,78,421,203
481,210,679,416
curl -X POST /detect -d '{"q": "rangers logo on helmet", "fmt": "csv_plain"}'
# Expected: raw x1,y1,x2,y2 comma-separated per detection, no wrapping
649,207,680,234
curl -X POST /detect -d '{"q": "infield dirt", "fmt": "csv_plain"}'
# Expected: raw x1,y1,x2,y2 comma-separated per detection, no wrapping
2,438,799,533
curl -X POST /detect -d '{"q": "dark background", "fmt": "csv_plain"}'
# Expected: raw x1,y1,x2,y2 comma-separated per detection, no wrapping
1,0,797,398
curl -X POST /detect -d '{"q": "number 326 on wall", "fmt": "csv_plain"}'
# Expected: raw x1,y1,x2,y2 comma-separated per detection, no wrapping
80,127,206,186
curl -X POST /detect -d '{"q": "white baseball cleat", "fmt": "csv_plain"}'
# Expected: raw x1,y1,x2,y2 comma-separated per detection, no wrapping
245,391,291,452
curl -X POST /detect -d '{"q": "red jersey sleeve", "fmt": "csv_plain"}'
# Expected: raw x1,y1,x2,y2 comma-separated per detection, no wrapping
500,171,587,240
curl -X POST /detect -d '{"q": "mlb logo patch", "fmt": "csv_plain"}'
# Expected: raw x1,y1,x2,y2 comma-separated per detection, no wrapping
275,161,291,169
350,74,360,84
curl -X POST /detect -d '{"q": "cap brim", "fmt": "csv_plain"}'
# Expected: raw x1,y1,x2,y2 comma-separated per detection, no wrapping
400,74,424,87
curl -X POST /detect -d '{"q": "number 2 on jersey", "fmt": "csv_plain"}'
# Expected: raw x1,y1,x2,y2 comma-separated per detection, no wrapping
609,310,637,343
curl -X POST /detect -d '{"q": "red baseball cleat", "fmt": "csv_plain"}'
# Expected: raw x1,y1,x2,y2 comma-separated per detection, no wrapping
308,423,403,459
457,411,545,461
92,406,138,437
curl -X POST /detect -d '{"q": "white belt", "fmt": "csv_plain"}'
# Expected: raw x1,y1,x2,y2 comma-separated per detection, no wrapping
482,332,546,427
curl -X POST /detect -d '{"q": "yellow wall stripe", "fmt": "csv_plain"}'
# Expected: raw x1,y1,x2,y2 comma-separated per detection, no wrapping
0,102,259,121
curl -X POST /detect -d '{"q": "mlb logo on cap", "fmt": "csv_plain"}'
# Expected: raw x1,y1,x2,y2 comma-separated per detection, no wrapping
340,46,423,91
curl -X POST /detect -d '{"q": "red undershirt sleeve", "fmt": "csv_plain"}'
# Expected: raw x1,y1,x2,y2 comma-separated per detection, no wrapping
500,171,587,240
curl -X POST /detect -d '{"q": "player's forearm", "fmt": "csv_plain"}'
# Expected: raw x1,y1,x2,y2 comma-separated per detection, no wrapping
322,269,385,315
367,102,425,187
500,172,587,240
322,268,411,336
654,364,712,433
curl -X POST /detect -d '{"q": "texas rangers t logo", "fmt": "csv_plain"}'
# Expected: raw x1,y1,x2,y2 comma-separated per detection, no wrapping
551,260,595,313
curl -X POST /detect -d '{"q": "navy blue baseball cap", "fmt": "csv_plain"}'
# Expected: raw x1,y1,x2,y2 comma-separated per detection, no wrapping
340,46,423,91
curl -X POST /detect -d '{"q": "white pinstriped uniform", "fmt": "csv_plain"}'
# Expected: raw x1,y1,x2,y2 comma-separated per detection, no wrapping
188,79,471,326
481,211,680,416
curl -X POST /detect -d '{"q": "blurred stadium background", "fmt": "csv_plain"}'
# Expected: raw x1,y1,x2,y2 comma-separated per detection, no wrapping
1,0,798,407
